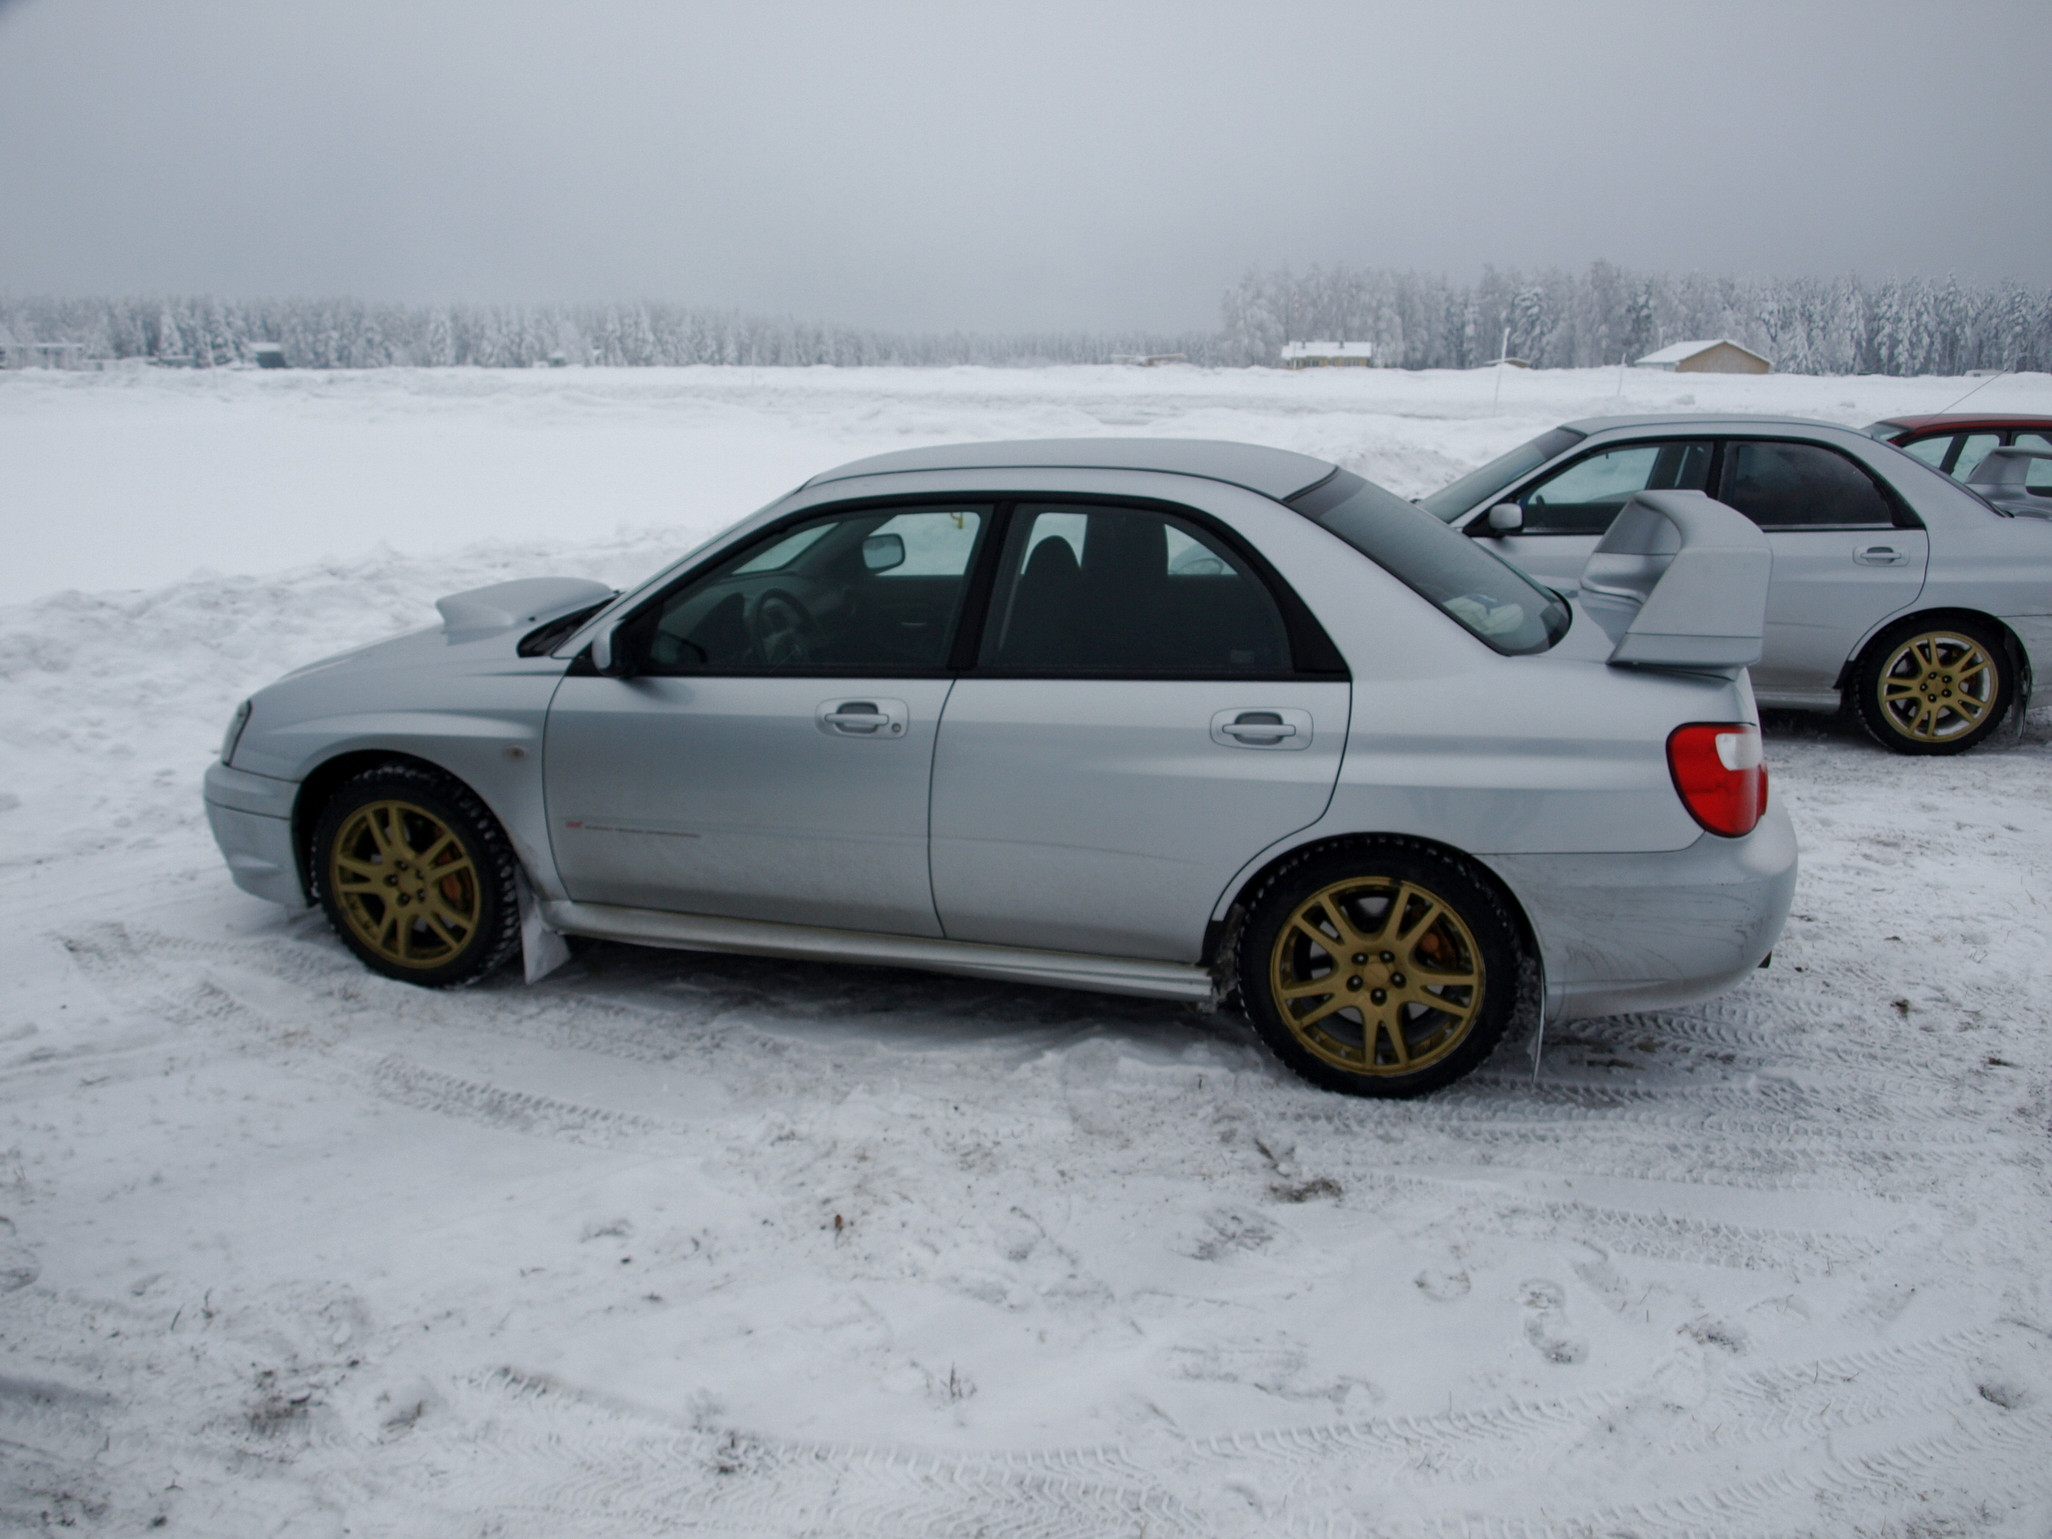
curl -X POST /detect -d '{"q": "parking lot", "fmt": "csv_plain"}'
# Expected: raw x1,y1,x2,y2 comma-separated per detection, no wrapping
3,365,2049,1535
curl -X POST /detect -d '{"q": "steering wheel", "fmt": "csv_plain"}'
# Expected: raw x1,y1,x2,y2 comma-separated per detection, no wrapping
748,588,825,667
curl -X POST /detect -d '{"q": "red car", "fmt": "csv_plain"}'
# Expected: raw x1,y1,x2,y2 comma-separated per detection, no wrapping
1864,413,2052,488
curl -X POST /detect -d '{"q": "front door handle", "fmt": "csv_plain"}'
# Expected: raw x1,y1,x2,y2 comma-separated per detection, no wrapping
815,698,910,737
1854,544,1907,566
1211,708,1313,750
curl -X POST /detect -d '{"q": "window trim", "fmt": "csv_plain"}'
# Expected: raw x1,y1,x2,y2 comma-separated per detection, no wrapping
960,493,1348,682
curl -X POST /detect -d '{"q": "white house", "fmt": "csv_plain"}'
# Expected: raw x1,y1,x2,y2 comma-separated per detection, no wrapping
1281,340,1374,369
1633,339,1772,375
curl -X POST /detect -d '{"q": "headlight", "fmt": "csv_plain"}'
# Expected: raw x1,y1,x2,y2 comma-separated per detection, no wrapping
221,699,253,765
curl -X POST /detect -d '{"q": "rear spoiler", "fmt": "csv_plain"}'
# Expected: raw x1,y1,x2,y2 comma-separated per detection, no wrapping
1578,489,1770,676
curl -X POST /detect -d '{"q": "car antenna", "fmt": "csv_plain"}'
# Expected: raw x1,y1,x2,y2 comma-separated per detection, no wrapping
1932,368,2009,415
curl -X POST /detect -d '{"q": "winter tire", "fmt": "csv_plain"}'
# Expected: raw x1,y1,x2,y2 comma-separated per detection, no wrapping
1237,841,1524,1098
1853,615,2012,755
311,764,522,987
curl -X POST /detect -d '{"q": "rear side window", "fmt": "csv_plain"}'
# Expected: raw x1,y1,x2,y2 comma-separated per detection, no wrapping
980,504,1291,675
1719,441,1895,530
2014,432,2052,495
1290,471,1570,655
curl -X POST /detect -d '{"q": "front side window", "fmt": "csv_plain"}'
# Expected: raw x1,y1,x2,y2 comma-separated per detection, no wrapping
1290,471,1570,655
1417,427,1587,521
1951,433,2001,482
1898,434,1956,471
1719,441,1895,530
626,505,989,674
1513,440,1712,535
981,504,1291,675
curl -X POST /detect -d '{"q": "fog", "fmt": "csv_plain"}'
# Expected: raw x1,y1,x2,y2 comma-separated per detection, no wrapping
1,0,2047,333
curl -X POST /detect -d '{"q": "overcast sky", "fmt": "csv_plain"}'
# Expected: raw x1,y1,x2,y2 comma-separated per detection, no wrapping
1,0,2047,333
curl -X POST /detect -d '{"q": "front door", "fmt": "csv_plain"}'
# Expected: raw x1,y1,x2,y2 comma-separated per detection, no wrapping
544,504,991,935
929,503,1349,962
1715,440,1930,697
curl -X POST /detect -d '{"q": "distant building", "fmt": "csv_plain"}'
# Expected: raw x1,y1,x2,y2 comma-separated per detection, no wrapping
0,336,86,369
1281,340,1373,369
251,342,288,370
1633,339,1772,375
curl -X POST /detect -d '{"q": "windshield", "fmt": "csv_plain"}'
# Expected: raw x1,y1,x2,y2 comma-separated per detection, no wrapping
1417,427,1586,521
1290,471,1571,656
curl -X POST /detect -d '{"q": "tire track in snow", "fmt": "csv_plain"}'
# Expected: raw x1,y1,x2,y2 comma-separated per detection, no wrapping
436,1330,2043,1539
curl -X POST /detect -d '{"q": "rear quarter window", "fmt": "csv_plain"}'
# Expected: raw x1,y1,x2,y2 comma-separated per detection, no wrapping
1289,471,1571,656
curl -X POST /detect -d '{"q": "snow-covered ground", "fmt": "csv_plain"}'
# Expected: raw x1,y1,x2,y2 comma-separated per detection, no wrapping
2,364,2049,1536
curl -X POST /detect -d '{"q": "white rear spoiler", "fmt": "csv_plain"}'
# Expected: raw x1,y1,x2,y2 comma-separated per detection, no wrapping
1579,489,1771,675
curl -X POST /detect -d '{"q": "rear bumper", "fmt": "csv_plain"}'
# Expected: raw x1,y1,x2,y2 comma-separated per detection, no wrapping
1485,801,1797,1021
203,761,308,907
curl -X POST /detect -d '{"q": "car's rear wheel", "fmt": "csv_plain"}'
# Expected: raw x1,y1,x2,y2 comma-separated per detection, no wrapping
1236,841,1523,1098
1853,616,2012,755
311,764,521,987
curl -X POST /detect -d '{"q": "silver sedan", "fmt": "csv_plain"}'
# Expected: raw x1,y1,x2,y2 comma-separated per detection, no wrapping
205,440,1794,1098
1422,414,2052,753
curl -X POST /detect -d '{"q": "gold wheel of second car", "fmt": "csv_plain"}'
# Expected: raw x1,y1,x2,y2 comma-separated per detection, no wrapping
1873,628,2000,746
1267,875,1486,1077
326,798,483,970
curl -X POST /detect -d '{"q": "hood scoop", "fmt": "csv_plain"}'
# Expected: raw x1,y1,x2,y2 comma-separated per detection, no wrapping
436,578,616,643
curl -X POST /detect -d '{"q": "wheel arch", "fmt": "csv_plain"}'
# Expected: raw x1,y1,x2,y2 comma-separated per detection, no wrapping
1833,605,2026,692
290,748,488,902
1204,830,1545,997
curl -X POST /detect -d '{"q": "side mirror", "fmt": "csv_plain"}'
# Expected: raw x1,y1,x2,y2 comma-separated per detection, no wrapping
1487,502,1524,534
588,621,636,678
861,533,906,572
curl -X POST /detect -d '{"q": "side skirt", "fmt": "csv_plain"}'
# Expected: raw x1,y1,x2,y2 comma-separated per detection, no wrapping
538,899,1217,1003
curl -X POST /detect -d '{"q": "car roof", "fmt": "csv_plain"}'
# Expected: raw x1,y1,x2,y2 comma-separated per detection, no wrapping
803,438,1338,501
1867,413,2052,434
1560,413,1849,434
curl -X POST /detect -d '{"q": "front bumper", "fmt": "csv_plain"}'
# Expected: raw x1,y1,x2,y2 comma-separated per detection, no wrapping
203,761,308,908
1485,800,1797,1021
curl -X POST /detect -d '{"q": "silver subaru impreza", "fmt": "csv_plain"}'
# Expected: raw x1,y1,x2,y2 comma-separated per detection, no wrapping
1422,415,2052,754
204,440,1794,1098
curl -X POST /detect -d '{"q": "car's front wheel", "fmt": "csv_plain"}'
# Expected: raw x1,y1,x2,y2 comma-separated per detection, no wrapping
1852,615,2013,755
1236,841,1525,1098
311,764,522,986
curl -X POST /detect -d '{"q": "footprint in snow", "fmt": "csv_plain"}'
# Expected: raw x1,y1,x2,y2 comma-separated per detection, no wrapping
1520,1279,1586,1365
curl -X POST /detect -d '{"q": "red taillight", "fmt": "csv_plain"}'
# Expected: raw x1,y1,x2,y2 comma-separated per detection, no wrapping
1666,723,1768,837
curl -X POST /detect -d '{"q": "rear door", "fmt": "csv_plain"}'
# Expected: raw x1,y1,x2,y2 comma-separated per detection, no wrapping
1716,440,1929,697
929,503,1348,962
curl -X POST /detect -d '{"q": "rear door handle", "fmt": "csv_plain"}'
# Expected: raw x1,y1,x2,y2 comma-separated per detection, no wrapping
1211,708,1313,750
815,698,910,737
1854,544,1907,566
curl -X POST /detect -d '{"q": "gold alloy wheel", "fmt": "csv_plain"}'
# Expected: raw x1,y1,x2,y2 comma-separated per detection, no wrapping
1877,630,1999,744
327,799,481,969
1267,877,1485,1076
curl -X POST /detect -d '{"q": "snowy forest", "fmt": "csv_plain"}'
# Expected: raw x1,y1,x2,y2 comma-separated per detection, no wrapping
4,264,2049,374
